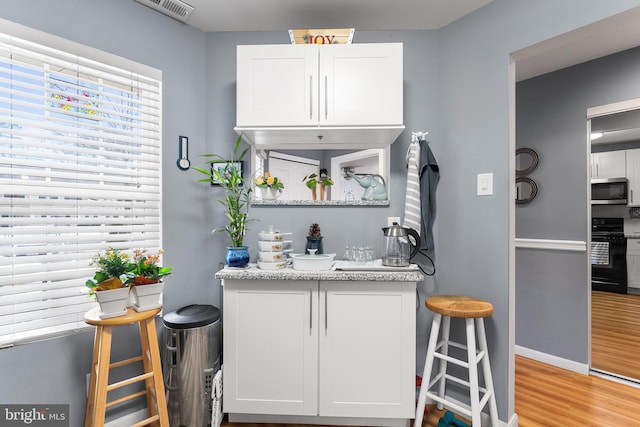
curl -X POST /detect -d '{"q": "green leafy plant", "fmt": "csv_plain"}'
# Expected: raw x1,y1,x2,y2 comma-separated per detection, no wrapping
302,173,333,189
85,247,135,295
128,248,172,285
193,134,253,247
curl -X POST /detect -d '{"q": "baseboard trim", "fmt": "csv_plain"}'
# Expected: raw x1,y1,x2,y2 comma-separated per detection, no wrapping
104,409,147,427
515,345,589,374
229,413,409,427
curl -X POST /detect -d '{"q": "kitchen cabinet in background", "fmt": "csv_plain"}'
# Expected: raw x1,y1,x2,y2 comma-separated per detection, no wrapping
626,149,640,206
591,150,626,179
222,278,416,426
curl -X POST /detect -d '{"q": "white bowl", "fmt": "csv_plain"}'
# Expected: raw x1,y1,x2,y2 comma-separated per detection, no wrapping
257,260,286,270
258,251,284,262
258,240,284,251
258,231,284,241
289,253,336,271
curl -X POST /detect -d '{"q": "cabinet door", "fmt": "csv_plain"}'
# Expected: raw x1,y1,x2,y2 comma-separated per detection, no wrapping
318,281,416,418
223,280,318,415
627,149,640,206
592,151,626,178
319,43,403,126
236,45,318,127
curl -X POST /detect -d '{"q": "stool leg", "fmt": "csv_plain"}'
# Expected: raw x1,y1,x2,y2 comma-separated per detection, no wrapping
476,318,499,427
91,325,112,427
466,318,481,427
415,313,442,427
142,316,170,426
85,325,102,427
138,318,157,424
435,315,450,410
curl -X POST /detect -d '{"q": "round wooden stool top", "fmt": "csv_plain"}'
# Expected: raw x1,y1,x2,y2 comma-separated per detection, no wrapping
425,295,493,318
84,306,162,326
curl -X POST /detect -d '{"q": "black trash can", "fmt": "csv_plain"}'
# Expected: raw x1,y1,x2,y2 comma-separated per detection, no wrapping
163,304,221,427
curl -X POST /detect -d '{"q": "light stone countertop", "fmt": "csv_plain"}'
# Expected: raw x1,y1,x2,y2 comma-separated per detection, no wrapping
215,263,424,282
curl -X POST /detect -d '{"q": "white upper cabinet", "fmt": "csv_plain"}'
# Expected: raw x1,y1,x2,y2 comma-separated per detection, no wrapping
237,44,318,127
318,43,403,126
236,43,404,147
591,151,626,179
626,149,640,206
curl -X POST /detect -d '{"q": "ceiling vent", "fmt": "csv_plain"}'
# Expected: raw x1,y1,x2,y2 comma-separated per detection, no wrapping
134,0,194,23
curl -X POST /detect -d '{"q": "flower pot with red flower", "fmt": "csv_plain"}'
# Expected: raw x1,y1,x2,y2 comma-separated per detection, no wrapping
127,248,172,311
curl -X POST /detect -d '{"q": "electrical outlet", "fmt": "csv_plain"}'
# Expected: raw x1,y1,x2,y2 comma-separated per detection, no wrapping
387,216,401,226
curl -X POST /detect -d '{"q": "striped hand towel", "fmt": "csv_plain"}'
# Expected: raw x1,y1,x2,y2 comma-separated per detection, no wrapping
403,142,421,234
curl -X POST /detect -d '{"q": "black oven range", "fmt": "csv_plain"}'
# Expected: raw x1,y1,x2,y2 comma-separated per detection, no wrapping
592,217,627,294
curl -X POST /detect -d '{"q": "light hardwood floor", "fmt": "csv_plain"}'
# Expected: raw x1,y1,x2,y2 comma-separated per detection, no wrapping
516,355,640,426
591,290,640,380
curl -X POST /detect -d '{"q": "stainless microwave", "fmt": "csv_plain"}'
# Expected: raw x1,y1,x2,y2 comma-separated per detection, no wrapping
591,177,628,204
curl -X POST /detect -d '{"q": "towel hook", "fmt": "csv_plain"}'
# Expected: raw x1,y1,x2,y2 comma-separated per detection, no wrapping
411,131,429,143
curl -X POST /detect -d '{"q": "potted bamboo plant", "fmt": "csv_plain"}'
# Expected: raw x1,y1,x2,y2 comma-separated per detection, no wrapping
193,134,252,267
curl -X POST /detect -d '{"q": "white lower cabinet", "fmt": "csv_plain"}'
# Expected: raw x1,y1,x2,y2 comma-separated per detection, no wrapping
223,279,416,423
223,280,318,416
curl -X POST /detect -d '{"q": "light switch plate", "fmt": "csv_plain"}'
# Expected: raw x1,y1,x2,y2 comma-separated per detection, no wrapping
477,173,493,196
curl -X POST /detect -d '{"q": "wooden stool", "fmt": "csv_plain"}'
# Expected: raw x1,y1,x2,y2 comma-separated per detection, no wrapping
84,306,169,427
415,295,499,427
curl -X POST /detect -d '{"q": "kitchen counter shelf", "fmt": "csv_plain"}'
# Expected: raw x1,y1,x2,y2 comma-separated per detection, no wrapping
251,199,389,207
215,264,423,282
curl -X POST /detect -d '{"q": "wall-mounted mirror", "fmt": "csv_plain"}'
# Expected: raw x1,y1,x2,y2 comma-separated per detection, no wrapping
250,147,390,206
588,101,640,383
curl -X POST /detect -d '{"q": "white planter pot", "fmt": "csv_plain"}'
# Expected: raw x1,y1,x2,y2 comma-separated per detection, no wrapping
132,282,164,312
259,187,280,200
95,287,131,319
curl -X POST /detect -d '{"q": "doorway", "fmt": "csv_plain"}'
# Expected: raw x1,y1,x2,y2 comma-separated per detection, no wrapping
512,8,640,402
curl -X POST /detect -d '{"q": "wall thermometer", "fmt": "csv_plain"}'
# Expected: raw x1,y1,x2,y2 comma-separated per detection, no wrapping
177,135,190,170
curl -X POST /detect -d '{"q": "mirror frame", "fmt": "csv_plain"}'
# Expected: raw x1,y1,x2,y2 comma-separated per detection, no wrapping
587,97,640,382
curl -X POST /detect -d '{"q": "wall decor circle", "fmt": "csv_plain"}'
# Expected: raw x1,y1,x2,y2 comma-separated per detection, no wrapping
515,177,538,205
515,147,540,176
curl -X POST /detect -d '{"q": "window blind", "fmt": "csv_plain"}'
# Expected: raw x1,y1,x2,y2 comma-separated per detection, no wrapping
0,29,162,346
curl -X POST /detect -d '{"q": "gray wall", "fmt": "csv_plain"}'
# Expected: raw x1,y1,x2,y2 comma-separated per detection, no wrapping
432,0,640,420
516,46,640,362
0,0,208,424
2,0,640,425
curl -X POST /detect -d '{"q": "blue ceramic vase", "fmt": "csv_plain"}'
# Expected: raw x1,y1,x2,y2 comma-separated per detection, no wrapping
226,246,250,268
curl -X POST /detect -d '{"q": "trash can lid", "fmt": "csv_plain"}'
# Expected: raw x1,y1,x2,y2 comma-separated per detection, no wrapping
163,304,220,329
